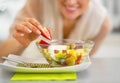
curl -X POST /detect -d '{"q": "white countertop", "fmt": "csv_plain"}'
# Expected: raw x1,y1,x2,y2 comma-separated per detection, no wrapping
0,58,120,83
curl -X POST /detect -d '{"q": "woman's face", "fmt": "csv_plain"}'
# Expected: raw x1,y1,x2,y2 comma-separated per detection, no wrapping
57,0,90,20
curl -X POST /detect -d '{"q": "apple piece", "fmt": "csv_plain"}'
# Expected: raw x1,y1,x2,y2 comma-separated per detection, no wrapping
65,55,76,66
66,45,70,49
62,50,67,54
69,49,75,55
54,50,59,54
70,43,76,49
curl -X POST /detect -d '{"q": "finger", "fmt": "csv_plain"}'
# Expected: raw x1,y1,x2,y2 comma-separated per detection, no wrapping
14,22,40,43
13,31,30,47
13,30,24,37
23,22,41,35
15,23,32,34
24,18,42,30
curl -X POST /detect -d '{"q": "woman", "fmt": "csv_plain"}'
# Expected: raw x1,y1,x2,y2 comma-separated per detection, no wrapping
0,0,112,57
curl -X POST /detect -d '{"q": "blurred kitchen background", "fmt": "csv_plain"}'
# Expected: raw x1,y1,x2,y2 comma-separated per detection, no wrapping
0,0,120,58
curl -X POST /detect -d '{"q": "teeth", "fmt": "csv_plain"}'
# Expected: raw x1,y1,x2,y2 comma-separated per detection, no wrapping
66,7,78,11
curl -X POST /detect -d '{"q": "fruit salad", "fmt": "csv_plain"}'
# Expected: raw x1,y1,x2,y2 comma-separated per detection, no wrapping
36,40,94,66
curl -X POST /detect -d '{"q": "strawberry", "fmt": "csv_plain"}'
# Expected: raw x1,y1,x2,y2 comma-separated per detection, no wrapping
38,40,49,44
39,27,52,40
76,55,82,64
38,40,49,48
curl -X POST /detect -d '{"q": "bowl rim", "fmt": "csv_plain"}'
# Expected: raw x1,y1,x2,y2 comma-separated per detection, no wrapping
36,39,94,45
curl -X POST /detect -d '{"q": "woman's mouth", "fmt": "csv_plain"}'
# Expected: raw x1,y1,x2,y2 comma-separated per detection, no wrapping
65,5,79,13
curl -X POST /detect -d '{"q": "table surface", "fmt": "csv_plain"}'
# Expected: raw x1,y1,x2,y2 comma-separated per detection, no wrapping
0,58,120,83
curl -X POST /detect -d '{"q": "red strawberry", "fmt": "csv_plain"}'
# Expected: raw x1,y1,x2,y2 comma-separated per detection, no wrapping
39,27,52,40
38,40,49,48
76,55,82,64
38,40,49,44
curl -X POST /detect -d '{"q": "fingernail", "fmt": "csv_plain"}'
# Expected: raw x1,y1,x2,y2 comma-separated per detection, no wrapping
28,29,32,33
36,30,41,35
20,34,24,36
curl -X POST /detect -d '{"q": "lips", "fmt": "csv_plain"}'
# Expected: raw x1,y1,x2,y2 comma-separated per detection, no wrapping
65,5,79,12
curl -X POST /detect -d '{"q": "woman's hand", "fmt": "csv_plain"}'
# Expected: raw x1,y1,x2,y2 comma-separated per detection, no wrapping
13,18,42,47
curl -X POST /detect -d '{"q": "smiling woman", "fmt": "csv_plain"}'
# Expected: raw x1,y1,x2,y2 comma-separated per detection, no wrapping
0,0,112,57
57,0,90,20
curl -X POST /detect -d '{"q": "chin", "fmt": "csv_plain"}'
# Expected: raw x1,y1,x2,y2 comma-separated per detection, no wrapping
64,14,79,20
63,11,81,20
66,17,76,20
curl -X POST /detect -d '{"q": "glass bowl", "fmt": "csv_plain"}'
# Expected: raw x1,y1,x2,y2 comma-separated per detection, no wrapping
36,39,94,67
